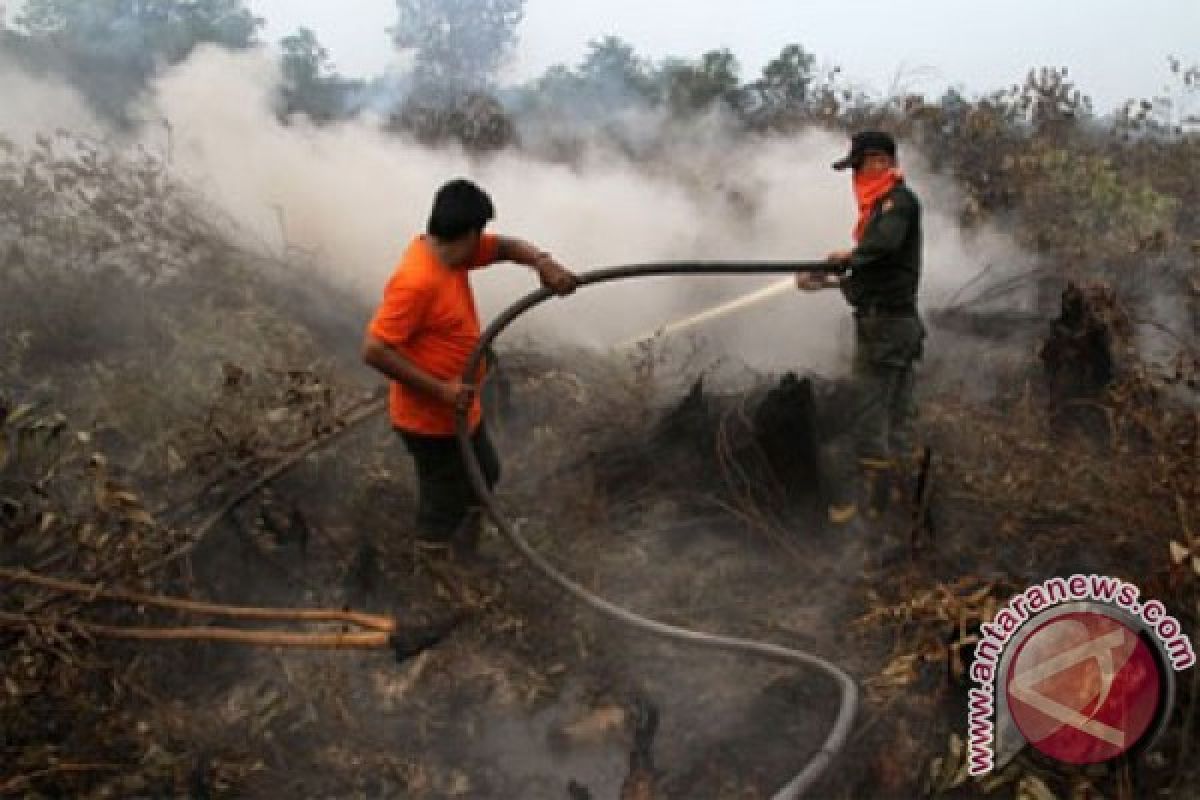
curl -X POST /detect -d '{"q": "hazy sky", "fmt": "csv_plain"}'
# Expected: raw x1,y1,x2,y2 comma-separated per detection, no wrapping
248,1,1196,112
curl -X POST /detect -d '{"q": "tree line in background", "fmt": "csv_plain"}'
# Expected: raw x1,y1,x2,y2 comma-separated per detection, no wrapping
1,0,1197,291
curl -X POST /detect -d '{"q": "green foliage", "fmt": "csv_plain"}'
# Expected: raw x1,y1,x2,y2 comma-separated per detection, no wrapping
734,43,844,129
1005,146,1179,256
385,0,524,148
280,27,331,88
578,36,659,103
8,0,262,121
278,27,359,122
391,0,524,90
1006,67,1093,137
660,48,740,116
520,36,659,121
523,40,745,120
758,43,816,107
17,0,261,53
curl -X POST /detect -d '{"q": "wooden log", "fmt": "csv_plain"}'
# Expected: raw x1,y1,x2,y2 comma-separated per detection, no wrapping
0,611,391,649
0,567,396,632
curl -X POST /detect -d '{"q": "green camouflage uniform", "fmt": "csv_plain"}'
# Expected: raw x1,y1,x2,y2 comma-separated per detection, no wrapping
839,180,925,468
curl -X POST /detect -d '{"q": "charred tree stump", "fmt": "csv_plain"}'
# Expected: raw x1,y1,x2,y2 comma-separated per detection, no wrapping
752,374,825,518
1038,281,1129,435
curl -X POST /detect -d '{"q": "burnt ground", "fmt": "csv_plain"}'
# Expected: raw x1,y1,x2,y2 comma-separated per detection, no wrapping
5,289,1200,800
138,355,897,800
5,310,1199,800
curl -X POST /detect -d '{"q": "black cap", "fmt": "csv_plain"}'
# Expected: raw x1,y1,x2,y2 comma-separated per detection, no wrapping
832,130,897,171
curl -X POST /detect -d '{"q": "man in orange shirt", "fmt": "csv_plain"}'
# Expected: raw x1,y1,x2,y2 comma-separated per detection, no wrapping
363,179,578,553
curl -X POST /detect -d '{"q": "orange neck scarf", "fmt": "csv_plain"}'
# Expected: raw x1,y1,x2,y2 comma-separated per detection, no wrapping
852,168,903,242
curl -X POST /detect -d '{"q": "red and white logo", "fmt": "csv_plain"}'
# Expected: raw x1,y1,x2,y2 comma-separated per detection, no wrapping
1005,610,1163,764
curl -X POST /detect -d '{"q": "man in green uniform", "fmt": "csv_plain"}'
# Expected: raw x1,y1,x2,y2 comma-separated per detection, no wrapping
798,131,924,523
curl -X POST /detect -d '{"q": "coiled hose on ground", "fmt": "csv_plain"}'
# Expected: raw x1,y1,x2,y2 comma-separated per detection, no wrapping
455,262,860,799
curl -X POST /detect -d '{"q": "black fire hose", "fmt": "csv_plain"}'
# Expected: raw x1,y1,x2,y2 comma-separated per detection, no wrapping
455,262,859,799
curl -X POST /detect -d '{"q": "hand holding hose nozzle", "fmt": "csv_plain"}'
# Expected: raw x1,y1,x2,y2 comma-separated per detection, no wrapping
798,252,851,291
796,272,842,291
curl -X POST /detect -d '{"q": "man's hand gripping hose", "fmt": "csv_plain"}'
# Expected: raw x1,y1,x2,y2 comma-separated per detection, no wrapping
455,261,860,799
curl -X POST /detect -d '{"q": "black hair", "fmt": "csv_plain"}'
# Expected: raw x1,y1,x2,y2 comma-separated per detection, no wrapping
427,179,495,240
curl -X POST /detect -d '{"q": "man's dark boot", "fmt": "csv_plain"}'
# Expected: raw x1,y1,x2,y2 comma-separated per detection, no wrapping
824,444,862,532
858,458,894,519
448,511,484,561
413,521,456,560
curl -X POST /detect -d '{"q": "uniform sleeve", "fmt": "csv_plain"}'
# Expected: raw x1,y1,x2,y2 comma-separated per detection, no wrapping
467,232,501,270
367,279,432,348
849,193,915,272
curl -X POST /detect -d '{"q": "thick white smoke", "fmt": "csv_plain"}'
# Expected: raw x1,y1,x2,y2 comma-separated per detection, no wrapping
1,47,1031,376
0,55,102,145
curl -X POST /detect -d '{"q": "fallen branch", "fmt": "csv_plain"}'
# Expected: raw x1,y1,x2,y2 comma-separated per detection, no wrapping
0,570,462,658
0,567,396,632
0,611,390,649
0,609,460,660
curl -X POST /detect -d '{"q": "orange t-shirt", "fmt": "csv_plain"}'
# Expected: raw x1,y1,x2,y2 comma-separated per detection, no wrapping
367,233,500,435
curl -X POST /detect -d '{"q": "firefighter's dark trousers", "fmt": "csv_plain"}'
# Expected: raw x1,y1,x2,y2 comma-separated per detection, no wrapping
398,423,501,543
851,312,925,466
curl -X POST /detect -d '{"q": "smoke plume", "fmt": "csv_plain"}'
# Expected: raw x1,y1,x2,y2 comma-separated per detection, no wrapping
2,46,1032,377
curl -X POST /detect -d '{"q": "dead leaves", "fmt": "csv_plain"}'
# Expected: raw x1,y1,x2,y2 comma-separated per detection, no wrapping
557,705,628,745
181,364,340,476
926,729,1115,800
0,132,223,287
858,576,1007,701
89,454,157,527
371,650,433,711
926,734,1049,797
0,396,201,798
1169,540,1200,579
865,652,924,700
926,733,974,793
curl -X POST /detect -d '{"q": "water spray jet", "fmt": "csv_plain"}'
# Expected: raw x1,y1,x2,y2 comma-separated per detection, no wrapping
615,277,796,350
